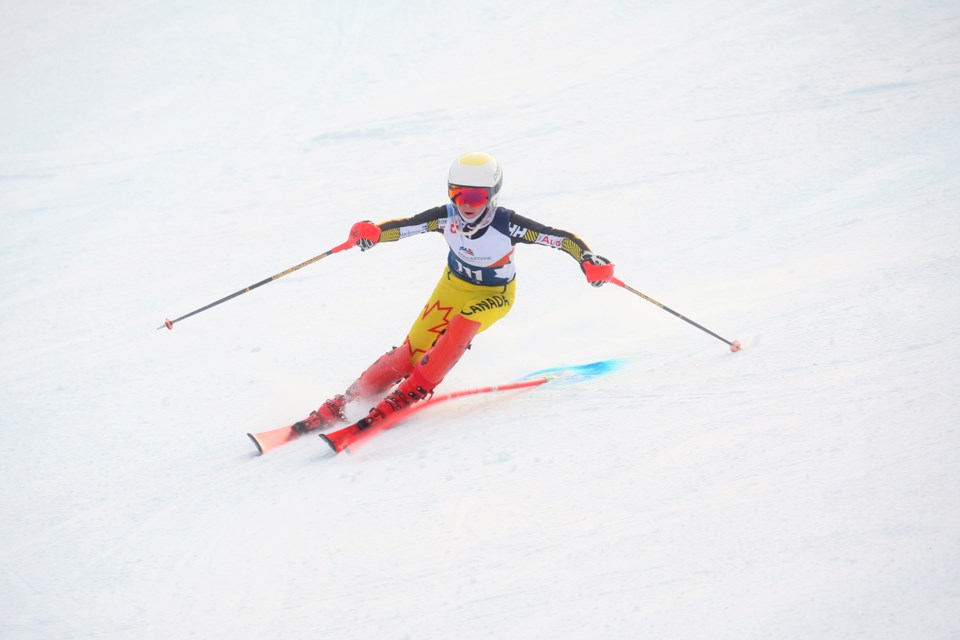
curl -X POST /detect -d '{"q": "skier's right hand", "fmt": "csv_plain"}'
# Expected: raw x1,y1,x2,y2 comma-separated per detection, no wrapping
349,220,381,251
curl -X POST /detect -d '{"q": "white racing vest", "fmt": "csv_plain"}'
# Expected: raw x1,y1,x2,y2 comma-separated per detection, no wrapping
441,204,516,285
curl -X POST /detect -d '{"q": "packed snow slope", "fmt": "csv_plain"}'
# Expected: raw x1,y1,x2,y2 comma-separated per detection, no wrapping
2,1,959,638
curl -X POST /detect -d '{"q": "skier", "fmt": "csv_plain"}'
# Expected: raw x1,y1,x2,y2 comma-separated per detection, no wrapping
294,152,615,441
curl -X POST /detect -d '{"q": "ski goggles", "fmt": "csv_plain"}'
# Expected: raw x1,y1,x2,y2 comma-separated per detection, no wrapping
448,185,492,208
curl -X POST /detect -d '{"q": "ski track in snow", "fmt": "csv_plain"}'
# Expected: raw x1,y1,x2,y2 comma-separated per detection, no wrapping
2,0,960,638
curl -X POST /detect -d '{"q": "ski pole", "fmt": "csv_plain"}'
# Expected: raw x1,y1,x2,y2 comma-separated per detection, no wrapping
158,237,356,331
610,277,741,352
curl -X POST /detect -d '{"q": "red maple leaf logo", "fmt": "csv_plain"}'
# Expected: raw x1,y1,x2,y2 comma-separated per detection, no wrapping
408,300,454,361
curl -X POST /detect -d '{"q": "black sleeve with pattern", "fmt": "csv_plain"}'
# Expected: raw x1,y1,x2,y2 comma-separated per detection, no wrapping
508,212,592,263
376,206,446,242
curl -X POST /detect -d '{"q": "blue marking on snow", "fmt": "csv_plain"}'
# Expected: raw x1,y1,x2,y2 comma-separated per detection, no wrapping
521,358,624,384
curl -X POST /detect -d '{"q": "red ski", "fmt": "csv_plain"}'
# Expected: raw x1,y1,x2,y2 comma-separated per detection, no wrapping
248,359,620,456
246,377,549,455
320,376,551,454
247,424,303,455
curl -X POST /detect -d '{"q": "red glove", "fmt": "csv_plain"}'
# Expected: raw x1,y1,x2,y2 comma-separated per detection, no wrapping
581,252,614,287
349,221,381,251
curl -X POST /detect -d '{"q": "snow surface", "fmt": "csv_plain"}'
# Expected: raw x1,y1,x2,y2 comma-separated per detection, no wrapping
2,1,960,638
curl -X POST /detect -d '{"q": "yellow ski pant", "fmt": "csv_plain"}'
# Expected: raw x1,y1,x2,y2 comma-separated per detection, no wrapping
403,268,516,364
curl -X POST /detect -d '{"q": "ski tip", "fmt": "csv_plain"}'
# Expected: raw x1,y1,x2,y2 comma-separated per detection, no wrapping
318,433,339,454
247,433,265,455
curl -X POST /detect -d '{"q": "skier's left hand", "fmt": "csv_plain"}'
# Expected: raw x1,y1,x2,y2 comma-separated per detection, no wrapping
581,252,614,287
349,220,381,251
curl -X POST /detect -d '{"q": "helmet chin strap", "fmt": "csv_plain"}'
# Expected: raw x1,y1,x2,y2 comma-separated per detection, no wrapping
457,202,496,237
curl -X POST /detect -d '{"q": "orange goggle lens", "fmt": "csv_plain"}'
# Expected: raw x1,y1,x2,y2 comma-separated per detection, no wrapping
448,185,491,208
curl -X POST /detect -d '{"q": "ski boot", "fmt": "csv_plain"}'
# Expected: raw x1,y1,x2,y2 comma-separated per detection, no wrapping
294,344,415,434
347,314,483,436
293,395,347,434
355,369,433,430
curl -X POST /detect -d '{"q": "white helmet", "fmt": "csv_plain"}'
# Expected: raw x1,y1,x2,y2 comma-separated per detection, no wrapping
447,152,503,236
